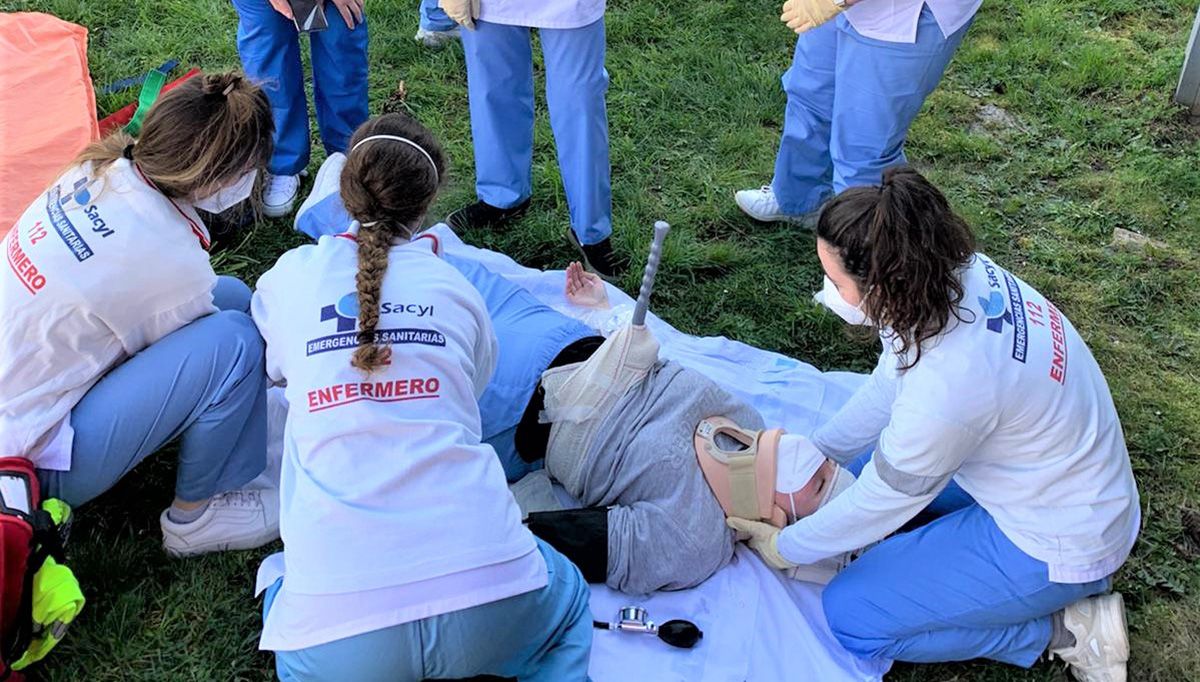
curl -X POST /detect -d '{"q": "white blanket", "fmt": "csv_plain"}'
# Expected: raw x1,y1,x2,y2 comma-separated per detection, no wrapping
430,225,886,682
283,164,888,681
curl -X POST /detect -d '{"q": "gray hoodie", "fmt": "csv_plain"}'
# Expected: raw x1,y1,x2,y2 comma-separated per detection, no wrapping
548,360,764,594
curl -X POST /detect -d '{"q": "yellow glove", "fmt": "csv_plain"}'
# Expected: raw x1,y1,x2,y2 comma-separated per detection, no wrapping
780,0,845,35
727,517,797,570
438,0,481,30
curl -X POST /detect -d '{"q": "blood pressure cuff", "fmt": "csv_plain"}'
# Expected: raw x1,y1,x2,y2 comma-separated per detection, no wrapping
524,507,608,584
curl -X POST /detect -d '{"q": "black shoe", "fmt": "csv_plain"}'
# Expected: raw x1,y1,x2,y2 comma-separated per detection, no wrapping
446,198,531,231
567,231,624,280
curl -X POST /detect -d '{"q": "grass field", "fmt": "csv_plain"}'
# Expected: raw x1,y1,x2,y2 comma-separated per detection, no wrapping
1,0,1198,679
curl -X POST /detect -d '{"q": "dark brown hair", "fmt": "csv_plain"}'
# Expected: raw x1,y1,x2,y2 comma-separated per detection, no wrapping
340,113,447,373
816,165,976,369
74,71,273,201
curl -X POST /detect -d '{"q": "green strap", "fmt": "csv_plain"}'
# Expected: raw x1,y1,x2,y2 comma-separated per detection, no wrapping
122,68,168,136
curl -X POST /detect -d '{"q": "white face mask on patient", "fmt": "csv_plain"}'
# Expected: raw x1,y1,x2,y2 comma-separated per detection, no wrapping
815,276,870,326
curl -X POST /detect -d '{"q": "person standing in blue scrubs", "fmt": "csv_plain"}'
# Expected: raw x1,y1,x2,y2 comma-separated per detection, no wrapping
735,0,980,223
231,0,369,218
438,0,620,277
416,0,461,46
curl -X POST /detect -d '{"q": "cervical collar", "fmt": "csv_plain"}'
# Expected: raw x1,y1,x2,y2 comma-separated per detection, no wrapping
693,417,789,528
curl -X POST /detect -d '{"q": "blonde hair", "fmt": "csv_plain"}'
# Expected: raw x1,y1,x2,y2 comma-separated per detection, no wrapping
73,71,274,201
339,114,447,373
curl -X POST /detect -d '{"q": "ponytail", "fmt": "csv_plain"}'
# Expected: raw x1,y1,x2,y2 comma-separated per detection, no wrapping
816,166,976,369
72,131,135,177
72,71,274,200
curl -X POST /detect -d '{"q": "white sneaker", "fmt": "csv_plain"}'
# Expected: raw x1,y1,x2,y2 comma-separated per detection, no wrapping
263,173,301,218
1050,593,1130,682
160,488,280,558
734,185,816,226
414,27,461,48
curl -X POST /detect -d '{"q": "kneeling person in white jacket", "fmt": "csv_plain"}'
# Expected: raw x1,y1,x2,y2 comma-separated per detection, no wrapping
1,72,279,557
730,166,1139,682
250,113,591,682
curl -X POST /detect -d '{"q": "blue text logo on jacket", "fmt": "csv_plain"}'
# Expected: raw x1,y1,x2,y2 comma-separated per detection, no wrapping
307,292,443,356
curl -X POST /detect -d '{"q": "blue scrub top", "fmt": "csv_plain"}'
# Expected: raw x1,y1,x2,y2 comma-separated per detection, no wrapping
443,254,594,481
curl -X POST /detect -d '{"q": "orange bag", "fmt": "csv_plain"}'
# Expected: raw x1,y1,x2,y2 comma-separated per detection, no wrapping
0,13,99,239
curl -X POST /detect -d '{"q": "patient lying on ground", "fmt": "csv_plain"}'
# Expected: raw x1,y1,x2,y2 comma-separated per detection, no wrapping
452,258,857,594
293,160,855,594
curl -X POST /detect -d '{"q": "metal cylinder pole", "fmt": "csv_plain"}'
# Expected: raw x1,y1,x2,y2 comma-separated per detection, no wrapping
632,221,670,327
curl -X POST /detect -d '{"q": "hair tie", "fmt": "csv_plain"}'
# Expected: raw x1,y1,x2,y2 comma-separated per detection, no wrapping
351,134,440,185
123,144,135,160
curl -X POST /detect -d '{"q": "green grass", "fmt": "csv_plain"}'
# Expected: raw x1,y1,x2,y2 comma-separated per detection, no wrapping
1,0,1198,679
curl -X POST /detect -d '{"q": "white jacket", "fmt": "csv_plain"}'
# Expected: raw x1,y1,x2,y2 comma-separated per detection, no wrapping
0,159,216,470
844,0,980,43
785,254,1140,583
479,0,605,29
251,229,540,602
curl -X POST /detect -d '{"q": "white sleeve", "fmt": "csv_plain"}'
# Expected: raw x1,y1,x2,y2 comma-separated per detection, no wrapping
778,371,995,564
809,349,898,464
117,292,218,353
250,268,286,385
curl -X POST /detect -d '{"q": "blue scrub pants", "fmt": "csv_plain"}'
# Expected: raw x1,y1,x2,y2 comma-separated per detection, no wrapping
823,455,1111,667
418,0,456,32
771,6,973,215
38,277,268,507
461,18,613,245
231,0,370,176
266,539,593,681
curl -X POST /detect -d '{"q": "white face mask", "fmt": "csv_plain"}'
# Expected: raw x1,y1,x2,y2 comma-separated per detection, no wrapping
193,170,257,213
816,465,856,510
815,276,870,326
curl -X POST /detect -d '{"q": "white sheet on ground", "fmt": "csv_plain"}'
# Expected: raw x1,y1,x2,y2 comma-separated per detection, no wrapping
429,225,887,682
288,170,887,680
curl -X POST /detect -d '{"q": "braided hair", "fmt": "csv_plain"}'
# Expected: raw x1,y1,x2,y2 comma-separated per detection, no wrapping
339,114,448,373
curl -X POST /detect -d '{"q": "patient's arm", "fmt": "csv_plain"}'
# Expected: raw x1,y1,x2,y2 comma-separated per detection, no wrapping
565,261,610,309
607,499,734,594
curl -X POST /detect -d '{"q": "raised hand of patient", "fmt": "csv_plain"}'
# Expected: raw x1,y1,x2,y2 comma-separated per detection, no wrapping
565,261,610,309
